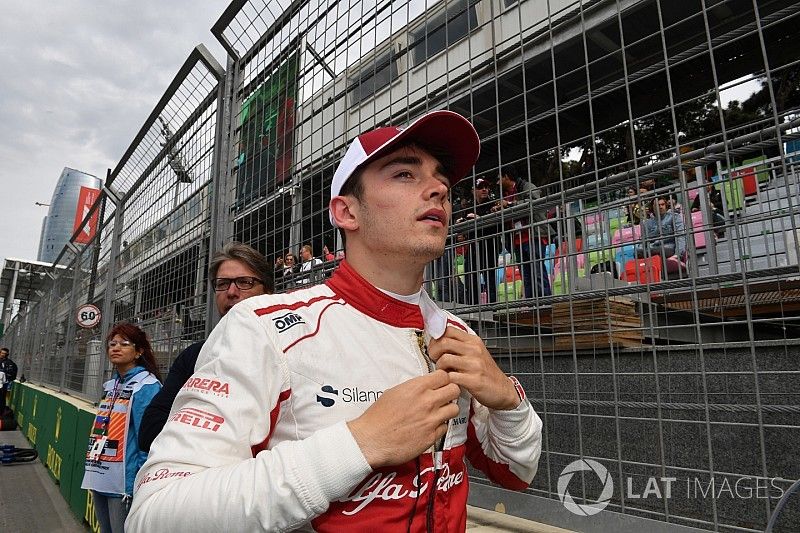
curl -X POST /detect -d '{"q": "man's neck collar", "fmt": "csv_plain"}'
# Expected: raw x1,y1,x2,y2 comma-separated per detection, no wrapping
325,260,424,329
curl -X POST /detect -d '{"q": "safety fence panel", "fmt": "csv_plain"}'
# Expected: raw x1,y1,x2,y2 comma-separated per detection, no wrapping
3,46,224,400
107,46,225,382
214,0,800,531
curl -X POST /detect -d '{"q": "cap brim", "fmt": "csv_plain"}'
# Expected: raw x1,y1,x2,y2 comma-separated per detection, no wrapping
360,110,480,186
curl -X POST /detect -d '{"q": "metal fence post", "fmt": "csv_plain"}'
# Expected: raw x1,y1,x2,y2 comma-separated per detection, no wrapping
98,186,125,383
59,248,84,392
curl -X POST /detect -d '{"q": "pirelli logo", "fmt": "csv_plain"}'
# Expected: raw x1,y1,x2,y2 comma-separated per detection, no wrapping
170,408,224,433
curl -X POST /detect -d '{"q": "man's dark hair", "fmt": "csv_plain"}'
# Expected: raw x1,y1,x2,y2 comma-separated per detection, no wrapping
209,242,274,293
336,141,456,249
500,163,519,180
0,347,8,356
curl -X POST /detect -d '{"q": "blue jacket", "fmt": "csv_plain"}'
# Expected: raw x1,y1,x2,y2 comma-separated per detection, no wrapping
642,209,686,258
110,365,161,496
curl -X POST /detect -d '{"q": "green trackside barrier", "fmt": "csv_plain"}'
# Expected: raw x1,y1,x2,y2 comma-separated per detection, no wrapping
8,382,100,532
75,406,98,530
31,390,53,460
16,383,32,437
6,381,17,411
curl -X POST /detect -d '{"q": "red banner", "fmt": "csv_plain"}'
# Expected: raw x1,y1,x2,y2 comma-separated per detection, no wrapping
72,186,101,244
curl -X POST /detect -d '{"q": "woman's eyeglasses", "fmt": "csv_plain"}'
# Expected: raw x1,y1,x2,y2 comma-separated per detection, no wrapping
211,276,263,291
107,340,134,348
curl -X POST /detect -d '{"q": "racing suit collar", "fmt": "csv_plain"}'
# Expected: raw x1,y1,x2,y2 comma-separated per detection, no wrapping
326,260,432,331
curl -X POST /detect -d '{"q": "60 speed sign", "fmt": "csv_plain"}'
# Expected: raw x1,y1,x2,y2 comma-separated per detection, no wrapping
76,304,102,328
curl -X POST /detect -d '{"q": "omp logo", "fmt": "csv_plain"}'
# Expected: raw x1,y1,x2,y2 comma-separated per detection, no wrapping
557,459,613,516
316,385,338,407
273,312,305,333
316,385,383,407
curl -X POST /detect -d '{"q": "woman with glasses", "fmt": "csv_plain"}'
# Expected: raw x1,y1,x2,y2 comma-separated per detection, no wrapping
283,252,298,276
82,322,162,533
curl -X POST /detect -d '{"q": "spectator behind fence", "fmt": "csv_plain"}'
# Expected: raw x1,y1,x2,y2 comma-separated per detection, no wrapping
126,110,541,532
459,177,500,304
138,242,273,452
81,323,162,533
691,182,726,237
625,186,645,225
297,244,323,285
495,164,551,298
322,244,335,262
282,251,298,280
639,195,686,260
0,347,17,414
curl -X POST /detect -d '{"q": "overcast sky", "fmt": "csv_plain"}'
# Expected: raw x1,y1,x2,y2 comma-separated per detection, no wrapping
0,1,227,263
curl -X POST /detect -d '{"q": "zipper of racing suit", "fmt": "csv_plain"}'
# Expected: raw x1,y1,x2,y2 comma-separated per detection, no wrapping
415,331,445,532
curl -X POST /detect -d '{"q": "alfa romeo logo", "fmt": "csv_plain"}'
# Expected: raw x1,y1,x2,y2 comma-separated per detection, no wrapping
557,459,614,516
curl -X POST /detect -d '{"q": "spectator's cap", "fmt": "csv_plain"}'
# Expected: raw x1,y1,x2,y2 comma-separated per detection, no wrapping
329,110,480,227
474,177,491,189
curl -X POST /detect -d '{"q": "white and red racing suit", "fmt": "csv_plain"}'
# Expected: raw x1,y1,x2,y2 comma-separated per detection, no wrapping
127,260,542,532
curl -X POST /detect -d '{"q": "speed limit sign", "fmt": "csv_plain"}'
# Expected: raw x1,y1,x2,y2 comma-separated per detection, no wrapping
76,303,102,329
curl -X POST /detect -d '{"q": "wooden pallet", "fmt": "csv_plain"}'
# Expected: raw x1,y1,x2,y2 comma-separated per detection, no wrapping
551,296,644,349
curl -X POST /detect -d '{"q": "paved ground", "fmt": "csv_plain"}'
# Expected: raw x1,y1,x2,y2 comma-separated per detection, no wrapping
467,505,575,532
0,425,570,533
0,428,87,533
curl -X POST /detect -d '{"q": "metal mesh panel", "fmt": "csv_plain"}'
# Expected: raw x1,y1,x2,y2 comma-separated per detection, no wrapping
3,48,223,401
108,50,222,379
216,0,800,530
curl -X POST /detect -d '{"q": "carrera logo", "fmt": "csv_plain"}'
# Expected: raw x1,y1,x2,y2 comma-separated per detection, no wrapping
183,377,230,397
273,312,305,332
170,408,224,432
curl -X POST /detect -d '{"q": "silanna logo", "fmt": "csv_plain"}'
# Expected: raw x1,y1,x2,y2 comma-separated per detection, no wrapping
316,385,383,407
273,312,306,333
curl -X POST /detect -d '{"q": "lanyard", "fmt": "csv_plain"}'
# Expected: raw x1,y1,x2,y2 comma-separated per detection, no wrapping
96,377,122,436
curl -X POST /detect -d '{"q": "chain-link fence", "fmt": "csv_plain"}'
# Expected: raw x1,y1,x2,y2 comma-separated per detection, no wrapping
4,0,800,530
4,45,225,402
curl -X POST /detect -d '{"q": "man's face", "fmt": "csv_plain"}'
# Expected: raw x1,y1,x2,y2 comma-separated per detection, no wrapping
474,183,490,202
214,259,266,316
500,174,514,192
0,350,7,360
349,145,452,262
301,248,312,261
657,199,668,216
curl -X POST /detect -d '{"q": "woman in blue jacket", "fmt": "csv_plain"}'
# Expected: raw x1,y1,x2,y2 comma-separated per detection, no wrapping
82,322,162,532
639,195,686,259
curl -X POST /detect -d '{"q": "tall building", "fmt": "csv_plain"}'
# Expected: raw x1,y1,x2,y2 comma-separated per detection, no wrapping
37,167,102,264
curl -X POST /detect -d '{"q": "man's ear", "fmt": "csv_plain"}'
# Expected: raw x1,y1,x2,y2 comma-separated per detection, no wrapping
329,196,359,231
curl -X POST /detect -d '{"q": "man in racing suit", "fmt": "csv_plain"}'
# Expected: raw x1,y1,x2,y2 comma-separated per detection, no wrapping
127,110,543,532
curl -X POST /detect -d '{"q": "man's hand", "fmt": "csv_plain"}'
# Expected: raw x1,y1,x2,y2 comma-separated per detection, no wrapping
347,370,460,469
428,326,520,411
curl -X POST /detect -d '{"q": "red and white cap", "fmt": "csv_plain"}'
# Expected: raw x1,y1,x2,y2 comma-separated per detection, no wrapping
329,110,480,227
